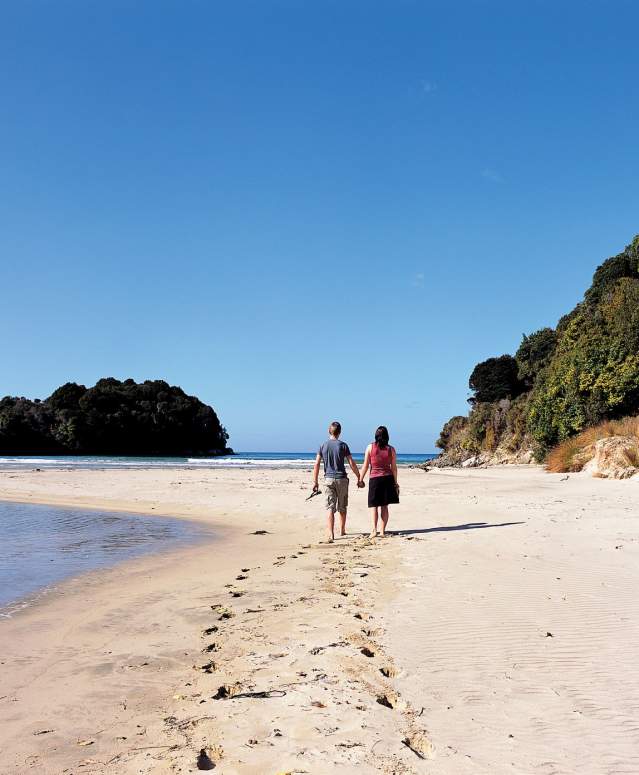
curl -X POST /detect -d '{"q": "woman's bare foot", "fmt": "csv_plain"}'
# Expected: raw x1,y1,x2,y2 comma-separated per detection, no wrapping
369,530,378,539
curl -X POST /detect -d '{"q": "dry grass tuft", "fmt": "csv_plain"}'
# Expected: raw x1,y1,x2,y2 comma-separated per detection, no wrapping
546,416,639,473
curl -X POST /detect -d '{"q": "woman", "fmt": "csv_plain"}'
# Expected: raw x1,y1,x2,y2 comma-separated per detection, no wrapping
359,426,399,538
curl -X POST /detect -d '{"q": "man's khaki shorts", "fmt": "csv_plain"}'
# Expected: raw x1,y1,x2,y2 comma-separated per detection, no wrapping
324,476,349,512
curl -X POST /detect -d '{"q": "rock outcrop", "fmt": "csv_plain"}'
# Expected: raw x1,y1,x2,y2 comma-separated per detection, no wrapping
582,436,639,479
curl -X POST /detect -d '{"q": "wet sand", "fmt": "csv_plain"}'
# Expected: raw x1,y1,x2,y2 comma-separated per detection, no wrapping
0,466,638,774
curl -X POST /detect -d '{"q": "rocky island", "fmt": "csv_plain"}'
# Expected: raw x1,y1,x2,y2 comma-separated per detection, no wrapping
0,378,232,457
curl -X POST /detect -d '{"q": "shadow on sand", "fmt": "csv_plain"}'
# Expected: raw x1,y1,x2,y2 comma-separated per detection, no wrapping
395,521,525,536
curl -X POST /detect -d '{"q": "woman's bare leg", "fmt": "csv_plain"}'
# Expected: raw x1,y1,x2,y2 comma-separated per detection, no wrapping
370,507,379,538
380,505,389,537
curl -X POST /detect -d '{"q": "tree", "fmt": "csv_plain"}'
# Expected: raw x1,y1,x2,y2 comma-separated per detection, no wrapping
584,235,639,305
515,328,558,389
47,382,87,410
468,355,523,404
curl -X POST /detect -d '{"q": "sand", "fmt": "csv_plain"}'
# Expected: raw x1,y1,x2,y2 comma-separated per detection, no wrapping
1,465,638,774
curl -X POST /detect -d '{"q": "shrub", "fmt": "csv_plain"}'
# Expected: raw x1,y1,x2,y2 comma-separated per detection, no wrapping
436,415,468,450
528,275,639,451
545,415,639,472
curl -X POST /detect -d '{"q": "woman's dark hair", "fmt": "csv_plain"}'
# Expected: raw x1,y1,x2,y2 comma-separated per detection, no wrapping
374,425,390,449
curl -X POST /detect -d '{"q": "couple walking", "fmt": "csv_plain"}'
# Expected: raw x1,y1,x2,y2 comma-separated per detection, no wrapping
312,421,399,542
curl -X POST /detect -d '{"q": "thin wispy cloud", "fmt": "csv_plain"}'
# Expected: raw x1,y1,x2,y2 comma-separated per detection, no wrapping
421,80,437,94
412,271,425,288
481,167,505,183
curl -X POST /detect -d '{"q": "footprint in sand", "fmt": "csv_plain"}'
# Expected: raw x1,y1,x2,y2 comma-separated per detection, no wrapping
376,692,398,709
211,605,234,619
196,748,215,770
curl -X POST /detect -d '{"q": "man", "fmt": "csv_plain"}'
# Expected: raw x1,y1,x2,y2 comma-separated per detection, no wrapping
312,421,363,542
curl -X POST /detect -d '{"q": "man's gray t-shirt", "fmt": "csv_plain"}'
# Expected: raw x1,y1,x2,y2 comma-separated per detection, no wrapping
319,438,351,479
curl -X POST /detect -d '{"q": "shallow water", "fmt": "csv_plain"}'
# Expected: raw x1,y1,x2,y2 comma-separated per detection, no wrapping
0,501,209,616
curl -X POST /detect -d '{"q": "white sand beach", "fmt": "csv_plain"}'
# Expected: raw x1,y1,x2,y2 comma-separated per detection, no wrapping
1,465,638,774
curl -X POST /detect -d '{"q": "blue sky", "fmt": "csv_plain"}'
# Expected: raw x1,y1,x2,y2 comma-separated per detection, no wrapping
1,1,637,452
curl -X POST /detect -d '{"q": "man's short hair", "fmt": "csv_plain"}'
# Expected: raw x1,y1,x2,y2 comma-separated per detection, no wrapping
329,421,341,437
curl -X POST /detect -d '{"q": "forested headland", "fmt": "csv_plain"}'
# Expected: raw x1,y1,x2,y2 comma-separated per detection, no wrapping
435,235,639,472
0,378,232,456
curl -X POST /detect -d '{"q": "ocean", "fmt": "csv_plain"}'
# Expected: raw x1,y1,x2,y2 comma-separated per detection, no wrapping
0,451,437,470
0,501,209,617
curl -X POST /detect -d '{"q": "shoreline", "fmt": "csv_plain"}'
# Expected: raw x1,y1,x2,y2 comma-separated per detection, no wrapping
0,498,219,619
2,466,639,773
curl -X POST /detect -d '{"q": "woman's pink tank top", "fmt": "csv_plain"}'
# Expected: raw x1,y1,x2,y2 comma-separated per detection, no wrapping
370,443,393,478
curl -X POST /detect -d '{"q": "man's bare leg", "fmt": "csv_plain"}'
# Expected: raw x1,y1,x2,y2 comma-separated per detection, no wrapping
326,510,335,543
339,511,347,536
370,506,379,538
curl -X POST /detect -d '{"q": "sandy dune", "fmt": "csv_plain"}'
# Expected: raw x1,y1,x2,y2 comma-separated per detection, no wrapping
1,465,638,774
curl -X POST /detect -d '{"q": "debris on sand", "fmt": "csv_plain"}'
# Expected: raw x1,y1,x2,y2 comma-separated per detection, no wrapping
212,684,242,700
402,729,435,759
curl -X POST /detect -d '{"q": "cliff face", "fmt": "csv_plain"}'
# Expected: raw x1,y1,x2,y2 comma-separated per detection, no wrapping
432,397,535,467
435,236,639,466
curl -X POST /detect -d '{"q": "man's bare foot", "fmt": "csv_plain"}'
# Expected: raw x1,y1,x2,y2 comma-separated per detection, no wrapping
369,530,377,539
340,529,346,537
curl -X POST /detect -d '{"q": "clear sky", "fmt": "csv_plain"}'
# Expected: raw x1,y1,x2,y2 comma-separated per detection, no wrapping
1,1,637,453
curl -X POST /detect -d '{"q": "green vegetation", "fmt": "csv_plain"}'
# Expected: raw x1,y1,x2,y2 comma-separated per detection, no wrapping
436,235,639,463
0,378,231,456
468,355,523,404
